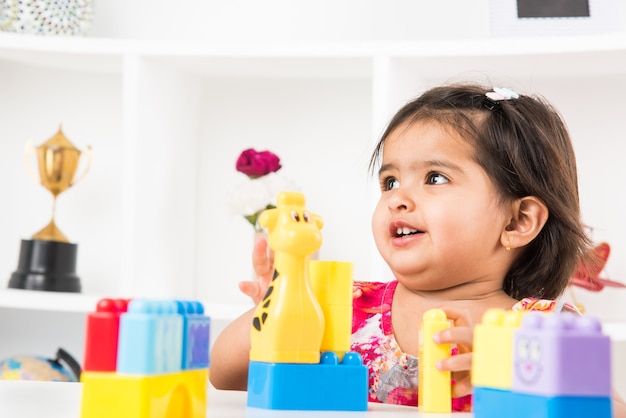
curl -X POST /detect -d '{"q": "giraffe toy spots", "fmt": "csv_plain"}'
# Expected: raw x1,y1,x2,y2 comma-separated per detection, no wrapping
249,191,325,364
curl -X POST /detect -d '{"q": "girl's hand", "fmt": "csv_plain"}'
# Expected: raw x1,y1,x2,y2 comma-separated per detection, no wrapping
238,236,275,305
432,307,474,398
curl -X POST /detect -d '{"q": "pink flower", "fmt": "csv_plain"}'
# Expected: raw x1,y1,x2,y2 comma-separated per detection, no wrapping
232,148,294,230
235,148,281,179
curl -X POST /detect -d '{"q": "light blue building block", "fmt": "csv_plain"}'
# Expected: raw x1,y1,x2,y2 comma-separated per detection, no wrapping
117,299,183,374
247,351,368,411
177,300,211,370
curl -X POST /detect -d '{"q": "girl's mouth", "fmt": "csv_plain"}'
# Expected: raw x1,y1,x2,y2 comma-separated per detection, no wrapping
390,223,424,238
394,226,420,237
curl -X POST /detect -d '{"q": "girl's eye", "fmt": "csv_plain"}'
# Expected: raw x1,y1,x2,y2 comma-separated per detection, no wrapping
426,172,449,185
382,177,399,191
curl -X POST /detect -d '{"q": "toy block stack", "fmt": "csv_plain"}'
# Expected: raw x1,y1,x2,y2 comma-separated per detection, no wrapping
472,308,526,418
80,298,211,418
246,191,368,411
473,309,613,418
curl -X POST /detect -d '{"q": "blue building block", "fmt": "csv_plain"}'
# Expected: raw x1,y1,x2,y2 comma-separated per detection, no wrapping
177,300,211,370
506,392,612,418
474,387,612,418
117,299,183,374
247,351,368,411
474,387,531,418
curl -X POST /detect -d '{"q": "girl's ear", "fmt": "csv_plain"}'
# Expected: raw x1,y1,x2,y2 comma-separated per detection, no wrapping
502,196,549,250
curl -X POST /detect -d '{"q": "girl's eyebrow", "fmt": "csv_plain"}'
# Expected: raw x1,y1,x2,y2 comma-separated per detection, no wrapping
378,163,394,176
418,159,463,172
378,159,463,176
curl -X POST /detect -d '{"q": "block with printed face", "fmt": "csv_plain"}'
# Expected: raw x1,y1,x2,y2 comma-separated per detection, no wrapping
512,312,611,397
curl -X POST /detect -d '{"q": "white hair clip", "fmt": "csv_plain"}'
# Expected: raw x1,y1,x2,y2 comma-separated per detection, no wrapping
485,87,520,101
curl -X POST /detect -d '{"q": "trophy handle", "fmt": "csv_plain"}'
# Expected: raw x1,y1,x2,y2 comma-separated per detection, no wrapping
23,140,40,184
71,145,93,186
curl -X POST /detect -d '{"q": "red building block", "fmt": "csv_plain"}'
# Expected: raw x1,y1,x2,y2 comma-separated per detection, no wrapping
83,298,130,372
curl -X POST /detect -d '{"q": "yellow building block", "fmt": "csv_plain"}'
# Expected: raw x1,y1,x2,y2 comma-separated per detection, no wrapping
309,260,353,361
471,308,525,389
418,308,451,413
80,369,208,418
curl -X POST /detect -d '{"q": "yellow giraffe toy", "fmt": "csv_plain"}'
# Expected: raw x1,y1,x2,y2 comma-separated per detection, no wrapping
250,191,325,364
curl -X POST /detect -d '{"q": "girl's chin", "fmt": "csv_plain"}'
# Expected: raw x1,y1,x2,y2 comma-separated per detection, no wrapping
385,254,425,272
387,266,425,281
395,278,450,293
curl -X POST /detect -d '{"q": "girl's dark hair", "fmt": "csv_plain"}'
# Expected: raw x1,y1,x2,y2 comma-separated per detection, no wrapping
369,83,592,300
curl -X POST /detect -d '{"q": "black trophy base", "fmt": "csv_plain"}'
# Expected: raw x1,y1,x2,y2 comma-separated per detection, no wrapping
8,239,81,293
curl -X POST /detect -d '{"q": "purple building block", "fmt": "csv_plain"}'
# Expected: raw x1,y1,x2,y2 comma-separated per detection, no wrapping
176,300,210,370
512,312,611,397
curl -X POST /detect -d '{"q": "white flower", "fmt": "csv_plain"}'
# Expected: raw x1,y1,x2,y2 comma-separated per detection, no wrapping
230,172,300,226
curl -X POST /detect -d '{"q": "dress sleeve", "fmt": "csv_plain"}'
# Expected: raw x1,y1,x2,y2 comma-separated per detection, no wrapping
513,297,581,314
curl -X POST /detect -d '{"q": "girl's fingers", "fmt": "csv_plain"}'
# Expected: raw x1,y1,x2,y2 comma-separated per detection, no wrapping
433,326,474,351
437,352,472,373
238,281,263,305
252,237,274,279
433,307,474,358
241,237,275,305
439,306,474,328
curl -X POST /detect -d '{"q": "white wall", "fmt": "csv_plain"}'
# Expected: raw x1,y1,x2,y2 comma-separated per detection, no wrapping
86,0,492,43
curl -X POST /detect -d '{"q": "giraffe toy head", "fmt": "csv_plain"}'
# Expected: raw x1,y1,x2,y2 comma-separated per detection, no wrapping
259,191,323,257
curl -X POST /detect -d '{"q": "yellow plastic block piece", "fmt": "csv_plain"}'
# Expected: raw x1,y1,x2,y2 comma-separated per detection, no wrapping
418,308,451,413
80,369,208,418
472,308,525,389
250,191,325,364
309,260,353,361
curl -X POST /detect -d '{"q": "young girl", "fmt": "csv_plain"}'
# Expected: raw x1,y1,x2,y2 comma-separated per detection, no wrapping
210,83,626,416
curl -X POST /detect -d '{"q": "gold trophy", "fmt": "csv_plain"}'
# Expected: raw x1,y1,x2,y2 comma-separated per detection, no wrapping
8,126,92,292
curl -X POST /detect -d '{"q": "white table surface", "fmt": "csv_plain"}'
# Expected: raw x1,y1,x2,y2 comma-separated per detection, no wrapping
0,380,473,417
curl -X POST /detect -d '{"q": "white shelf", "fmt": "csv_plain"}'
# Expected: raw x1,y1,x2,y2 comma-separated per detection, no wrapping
5,31,626,54
4,32,626,78
0,289,99,313
0,289,250,320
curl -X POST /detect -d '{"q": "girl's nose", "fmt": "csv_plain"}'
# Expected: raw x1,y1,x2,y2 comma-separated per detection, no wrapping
388,188,414,212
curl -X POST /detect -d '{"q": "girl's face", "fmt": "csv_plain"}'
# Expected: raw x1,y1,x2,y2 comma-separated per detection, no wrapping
372,120,511,292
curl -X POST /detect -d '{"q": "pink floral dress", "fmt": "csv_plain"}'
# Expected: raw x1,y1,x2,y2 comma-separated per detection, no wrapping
351,280,575,411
